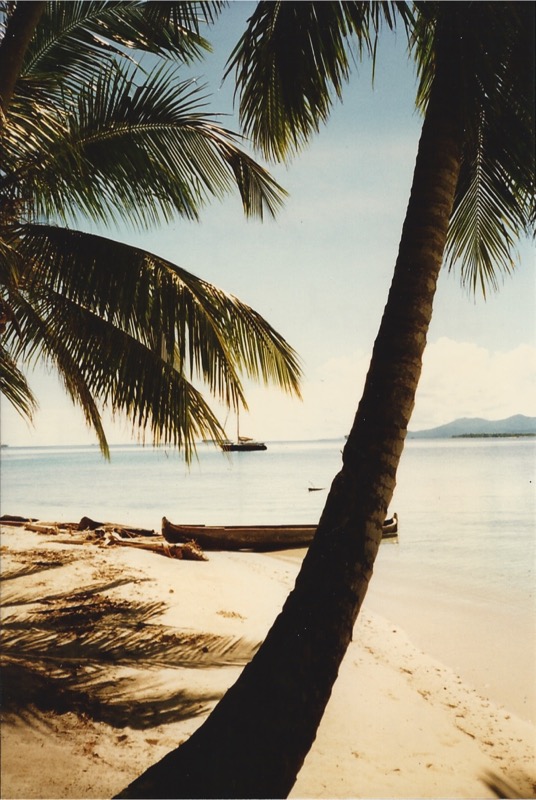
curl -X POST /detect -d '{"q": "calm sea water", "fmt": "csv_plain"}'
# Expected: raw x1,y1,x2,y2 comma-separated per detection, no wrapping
1,437,535,718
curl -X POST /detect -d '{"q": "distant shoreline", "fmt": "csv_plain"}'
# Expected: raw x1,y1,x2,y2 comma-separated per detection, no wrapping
452,432,536,439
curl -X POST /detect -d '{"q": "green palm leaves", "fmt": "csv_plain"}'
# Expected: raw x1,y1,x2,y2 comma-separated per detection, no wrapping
0,1,301,457
6,225,301,457
412,2,535,294
227,1,534,292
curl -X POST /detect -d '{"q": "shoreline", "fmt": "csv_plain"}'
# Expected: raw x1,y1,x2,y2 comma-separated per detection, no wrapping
365,560,536,725
1,523,535,799
276,546,536,726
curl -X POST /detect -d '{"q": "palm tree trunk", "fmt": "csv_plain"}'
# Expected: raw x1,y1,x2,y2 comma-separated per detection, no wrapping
116,40,464,800
0,1,45,119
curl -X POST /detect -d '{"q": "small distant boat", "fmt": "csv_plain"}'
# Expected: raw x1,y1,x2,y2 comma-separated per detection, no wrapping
220,410,267,452
221,437,267,452
162,513,398,552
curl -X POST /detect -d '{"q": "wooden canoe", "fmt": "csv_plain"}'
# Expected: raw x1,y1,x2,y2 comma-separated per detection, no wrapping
162,514,398,552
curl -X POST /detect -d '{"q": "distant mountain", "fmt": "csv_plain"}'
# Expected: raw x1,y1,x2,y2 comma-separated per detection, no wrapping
409,414,536,439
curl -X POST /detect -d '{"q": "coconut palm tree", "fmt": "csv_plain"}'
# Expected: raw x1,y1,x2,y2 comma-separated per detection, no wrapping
0,1,301,458
116,2,534,797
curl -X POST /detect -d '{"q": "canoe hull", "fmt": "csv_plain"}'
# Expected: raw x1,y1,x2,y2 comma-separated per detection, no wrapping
162,515,398,552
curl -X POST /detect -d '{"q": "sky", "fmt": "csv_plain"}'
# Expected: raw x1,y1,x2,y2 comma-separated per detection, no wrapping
1,2,534,448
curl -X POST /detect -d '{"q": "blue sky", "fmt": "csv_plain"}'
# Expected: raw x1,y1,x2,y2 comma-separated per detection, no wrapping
2,2,534,447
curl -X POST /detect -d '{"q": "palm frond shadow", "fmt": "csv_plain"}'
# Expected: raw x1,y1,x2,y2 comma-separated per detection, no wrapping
0,661,222,729
1,581,260,730
481,770,536,799
0,559,70,583
1,576,137,607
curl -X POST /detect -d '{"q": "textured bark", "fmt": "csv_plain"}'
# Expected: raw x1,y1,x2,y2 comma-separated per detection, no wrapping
0,1,45,118
116,33,464,800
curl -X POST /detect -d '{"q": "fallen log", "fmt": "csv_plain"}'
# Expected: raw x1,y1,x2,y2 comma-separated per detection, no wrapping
106,531,206,561
77,516,156,537
23,523,59,535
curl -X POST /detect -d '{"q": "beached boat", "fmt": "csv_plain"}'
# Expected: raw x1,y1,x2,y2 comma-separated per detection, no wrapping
162,513,398,552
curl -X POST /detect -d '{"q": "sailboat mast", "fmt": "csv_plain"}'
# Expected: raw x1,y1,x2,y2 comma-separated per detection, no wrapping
236,408,240,443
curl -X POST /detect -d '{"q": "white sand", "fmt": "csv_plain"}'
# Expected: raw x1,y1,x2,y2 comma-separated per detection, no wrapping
1,525,535,799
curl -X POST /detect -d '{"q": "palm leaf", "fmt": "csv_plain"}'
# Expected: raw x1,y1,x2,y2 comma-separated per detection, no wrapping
0,1,302,453
3,62,286,228
412,3,535,294
22,1,216,91
0,344,36,420
17,225,302,398
5,225,301,457
225,1,403,161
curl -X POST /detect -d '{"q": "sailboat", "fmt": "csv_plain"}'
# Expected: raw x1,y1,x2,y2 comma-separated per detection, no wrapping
220,409,267,452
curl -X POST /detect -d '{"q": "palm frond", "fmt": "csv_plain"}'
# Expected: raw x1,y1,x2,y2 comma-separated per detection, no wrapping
440,3,535,293
446,129,521,294
3,62,286,228
141,1,225,42
22,0,215,92
0,0,301,452
226,0,400,161
17,225,302,397
0,344,36,420
4,284,113,454
5,225,301,457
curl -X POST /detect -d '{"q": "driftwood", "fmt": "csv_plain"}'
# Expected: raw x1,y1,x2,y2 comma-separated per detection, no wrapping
162,515,398,552
77,516,156,537
23,523,59,535
0,516,156,539
106,531,206,561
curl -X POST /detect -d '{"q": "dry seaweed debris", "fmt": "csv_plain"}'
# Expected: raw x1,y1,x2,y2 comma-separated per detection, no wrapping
1,515,208,561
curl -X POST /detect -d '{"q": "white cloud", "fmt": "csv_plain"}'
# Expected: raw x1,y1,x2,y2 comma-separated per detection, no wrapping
413,339,536,430
242,338,536,439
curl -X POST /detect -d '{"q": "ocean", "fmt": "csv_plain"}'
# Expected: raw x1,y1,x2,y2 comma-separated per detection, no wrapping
1,437,534,721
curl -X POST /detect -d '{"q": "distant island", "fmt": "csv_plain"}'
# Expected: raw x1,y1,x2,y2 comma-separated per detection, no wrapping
409,414,536,439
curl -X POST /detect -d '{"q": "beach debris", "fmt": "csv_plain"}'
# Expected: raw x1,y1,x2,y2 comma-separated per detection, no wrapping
106,531,207,561
1,516,207,561
77,516,156,537
22,522,60,535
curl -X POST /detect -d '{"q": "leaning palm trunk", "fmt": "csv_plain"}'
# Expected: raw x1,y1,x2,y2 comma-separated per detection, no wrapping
117,49,464,800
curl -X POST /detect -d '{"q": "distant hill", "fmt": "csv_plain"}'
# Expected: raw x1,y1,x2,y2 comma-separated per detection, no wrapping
409,414,536,439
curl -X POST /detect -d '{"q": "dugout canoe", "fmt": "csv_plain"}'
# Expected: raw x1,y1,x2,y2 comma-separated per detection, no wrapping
162,513,398,552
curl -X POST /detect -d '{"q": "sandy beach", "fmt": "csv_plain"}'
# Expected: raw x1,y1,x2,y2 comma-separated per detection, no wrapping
1,522,535,799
